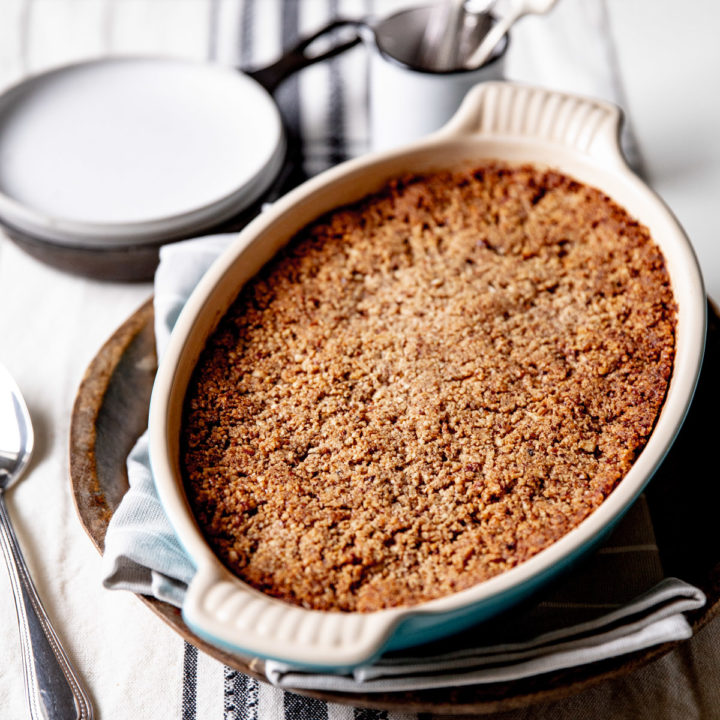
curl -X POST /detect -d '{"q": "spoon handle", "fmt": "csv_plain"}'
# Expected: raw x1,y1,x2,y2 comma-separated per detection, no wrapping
464,6,520,69
0,494,94,720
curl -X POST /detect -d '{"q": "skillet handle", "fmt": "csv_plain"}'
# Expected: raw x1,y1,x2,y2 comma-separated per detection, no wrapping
438,81,629,171
246,19,363,94
182,564,397,669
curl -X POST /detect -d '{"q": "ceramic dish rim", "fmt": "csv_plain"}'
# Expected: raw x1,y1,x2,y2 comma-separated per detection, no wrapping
148,81,707,669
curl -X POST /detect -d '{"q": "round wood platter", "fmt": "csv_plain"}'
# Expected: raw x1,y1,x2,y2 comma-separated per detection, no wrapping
69,298,720,714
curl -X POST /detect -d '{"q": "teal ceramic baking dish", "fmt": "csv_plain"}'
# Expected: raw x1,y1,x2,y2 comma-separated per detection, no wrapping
148,82,706,670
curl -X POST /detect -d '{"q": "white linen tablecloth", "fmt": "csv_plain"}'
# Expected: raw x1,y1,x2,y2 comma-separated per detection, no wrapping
1,1,720,718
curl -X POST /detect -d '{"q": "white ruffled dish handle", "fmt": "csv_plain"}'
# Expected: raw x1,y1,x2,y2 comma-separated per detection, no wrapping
184,565,403,670
438,81,628,171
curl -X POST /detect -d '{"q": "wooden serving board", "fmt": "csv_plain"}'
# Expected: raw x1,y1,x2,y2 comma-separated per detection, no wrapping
69,298,720,714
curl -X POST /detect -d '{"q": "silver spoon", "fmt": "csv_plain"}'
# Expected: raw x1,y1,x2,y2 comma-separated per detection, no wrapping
0,362,93,719
417,0,467,70
464,0,559,69
417,0,496,71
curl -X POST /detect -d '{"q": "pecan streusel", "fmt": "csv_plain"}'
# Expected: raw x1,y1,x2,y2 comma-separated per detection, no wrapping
181,164,675,612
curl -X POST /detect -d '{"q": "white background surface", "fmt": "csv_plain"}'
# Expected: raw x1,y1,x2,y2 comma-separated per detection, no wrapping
0,1,719,718
607,0,720,302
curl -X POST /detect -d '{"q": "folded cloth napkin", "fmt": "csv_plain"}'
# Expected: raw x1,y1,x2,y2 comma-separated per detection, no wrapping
101,233,706,694
101,235,234,608
268,577,704,692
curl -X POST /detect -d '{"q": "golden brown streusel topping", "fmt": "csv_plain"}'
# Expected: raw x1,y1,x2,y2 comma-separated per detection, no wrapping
181,164,676,612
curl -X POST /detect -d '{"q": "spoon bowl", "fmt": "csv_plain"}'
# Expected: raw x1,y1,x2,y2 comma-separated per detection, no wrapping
0,363,34,491
0,362,93,719
465,0,559,69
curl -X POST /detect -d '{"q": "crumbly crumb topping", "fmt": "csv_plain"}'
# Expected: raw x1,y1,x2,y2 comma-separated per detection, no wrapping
181,164,676,612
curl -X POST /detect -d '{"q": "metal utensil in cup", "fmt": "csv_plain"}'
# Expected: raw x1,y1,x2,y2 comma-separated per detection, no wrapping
362,5,508,150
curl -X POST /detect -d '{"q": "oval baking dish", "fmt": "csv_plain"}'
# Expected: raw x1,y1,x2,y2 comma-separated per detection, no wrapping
149,82,706,670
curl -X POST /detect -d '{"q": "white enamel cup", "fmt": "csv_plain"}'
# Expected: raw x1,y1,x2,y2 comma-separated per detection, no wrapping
364,5,508,151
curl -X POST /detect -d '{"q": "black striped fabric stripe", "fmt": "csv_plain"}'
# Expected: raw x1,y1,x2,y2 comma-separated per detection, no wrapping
240,0,255,68
277,0,302,136
181,642,198,720
326,0,373,168
326,0,346,167
284,691,329,720
276,0,308,188
354,709,388,720
224,666,260,720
